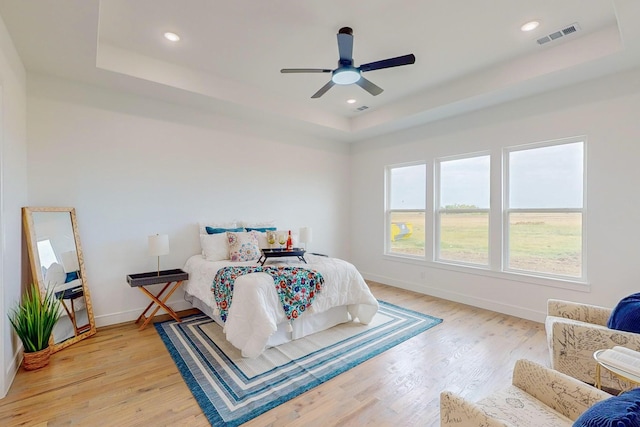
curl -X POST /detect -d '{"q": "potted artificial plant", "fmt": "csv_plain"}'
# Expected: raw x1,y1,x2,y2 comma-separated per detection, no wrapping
8,283,61,370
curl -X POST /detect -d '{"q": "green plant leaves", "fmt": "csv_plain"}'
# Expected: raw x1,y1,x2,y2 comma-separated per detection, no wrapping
8,283,61,353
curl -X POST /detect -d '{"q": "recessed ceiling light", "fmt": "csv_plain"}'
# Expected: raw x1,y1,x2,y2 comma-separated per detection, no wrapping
521,20,540,32
346,99,357,104
164,32,180,42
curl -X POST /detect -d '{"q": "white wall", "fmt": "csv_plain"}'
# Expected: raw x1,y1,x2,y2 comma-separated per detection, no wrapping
351,67,640,322
26,74,351,327
0,13,27,398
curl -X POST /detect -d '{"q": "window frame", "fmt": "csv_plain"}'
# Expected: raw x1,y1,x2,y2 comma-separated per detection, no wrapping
502,137,586,281
435,151,491,267
384,161,427,259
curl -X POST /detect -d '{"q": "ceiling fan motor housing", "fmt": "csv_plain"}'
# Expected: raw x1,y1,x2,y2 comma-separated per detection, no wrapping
332,66,361,85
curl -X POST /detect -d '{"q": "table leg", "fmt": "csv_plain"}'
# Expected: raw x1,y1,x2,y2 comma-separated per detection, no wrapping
135,280,184,330
71,296,92,335
60,299,79,335
136,282,172,323
595,363,602,389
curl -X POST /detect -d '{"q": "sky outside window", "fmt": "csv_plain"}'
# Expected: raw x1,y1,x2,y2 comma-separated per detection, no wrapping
509,142,583,208
440,156,490,208
390,164,426,209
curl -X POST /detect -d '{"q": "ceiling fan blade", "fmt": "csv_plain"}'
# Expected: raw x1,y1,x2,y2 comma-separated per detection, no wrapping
281,68,332,73
311,80,335,98
359,54,416,72
337,27,354,63
355,77,383,96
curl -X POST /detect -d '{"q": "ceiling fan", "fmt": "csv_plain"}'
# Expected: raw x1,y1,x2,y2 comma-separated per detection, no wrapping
281,27,416,99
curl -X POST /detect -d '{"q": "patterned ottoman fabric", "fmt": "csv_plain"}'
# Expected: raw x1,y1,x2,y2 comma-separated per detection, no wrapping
440,359,611,426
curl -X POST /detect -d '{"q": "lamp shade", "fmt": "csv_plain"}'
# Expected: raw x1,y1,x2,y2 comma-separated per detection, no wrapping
148,234,170,256
299,227,312,244
60,250,79,273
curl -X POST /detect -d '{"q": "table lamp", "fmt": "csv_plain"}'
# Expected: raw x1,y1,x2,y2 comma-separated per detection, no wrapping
299,227,312,251
148,234,170,276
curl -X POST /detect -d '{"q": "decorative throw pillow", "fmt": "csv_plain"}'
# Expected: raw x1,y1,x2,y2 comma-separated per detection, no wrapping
227,231,260,262
206,226,244,235
608,293,640,334
573,388,640,427
200,233,230,261
249,230,270,249
245,227,277,232
198,221,237,235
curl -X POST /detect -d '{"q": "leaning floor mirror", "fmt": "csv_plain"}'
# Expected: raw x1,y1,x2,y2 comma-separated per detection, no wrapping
22,207,96,352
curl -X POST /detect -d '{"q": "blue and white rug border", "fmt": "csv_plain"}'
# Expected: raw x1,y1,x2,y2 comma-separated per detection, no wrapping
155,300,442,426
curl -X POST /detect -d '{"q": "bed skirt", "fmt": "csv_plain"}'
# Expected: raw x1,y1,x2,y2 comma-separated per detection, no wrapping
184,291,350,348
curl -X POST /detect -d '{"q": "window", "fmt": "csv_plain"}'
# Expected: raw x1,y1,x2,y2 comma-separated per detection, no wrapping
383,137,586,284
386,163,426,257
505,140,584,278
436,154,490,265
37,239,58,270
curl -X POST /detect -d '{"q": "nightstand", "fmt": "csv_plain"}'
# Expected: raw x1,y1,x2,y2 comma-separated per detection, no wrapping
126,268,188,330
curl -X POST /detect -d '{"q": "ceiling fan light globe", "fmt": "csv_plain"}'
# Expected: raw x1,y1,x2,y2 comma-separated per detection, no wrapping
332,68,361,85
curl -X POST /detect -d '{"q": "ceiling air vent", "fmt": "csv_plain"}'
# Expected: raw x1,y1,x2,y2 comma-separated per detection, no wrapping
537,22,580,45
355,105,369,112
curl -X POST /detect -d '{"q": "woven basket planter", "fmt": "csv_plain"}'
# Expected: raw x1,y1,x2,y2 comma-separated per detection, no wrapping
22,346,52,371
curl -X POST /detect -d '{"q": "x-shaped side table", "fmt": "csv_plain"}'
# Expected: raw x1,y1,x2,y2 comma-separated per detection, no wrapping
127,269,189,331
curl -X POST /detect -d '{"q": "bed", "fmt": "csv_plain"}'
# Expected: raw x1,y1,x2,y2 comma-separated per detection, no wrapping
182,252,379,358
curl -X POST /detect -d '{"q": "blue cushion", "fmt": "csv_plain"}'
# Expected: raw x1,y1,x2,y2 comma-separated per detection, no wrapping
245,227,277,232
205,226,244,235
608,293,640,334
65,271,79,283
573,388,640,427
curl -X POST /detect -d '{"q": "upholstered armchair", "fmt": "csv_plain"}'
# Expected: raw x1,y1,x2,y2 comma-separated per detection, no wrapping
546,298,640,391
440,359,611,426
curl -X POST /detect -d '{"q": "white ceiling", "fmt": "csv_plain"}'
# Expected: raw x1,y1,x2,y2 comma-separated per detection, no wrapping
1,0,639,142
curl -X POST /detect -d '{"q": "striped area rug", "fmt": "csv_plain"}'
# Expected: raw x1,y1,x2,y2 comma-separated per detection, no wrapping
155,300,442,426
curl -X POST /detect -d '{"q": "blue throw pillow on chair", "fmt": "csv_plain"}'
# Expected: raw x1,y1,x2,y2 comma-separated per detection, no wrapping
608,293,640,334
573,388,640,427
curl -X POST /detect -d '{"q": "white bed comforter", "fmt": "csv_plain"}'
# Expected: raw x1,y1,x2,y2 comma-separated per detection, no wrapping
182,253,378,357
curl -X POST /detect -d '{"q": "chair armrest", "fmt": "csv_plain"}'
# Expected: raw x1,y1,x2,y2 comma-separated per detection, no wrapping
547,299,612,326
546,317,640,352
546,316,640,388
511,359,611,421
440,391,509,427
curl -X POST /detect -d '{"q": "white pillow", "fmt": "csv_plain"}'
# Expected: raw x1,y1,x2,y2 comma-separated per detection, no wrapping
250,230,270,249
228,231,260,262
198,221,237,235
44,262,66,287
240,220,276,228
200,233,230,261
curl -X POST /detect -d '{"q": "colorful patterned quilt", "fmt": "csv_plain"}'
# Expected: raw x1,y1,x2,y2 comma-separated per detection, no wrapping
212,266,324,323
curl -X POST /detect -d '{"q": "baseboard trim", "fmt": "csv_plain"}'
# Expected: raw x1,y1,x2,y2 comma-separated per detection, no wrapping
362,272,546,323
2,345,22,399
94,299,194,328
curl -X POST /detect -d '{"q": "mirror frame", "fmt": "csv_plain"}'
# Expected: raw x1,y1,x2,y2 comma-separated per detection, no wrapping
22,206,96,352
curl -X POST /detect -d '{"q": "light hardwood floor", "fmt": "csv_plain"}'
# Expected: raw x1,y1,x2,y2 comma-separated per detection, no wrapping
0,282,549,426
